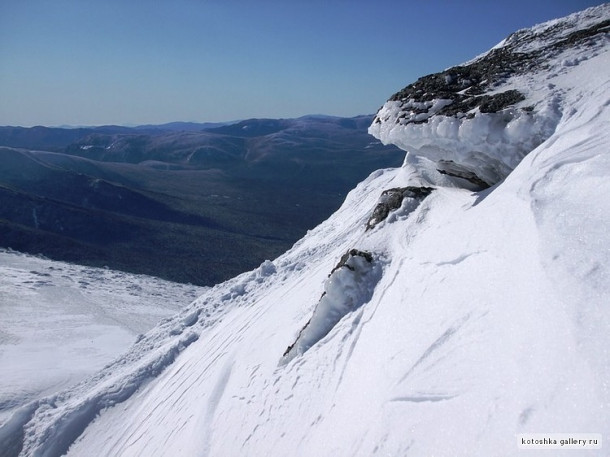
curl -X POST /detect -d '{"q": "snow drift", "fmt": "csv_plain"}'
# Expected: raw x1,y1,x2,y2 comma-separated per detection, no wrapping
282,248,382,363
1,4,609,457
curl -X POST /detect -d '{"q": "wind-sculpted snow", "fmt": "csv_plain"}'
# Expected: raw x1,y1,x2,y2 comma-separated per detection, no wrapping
370,102,561,186
282,249,381,362
369,4,609,186
1,5,609,457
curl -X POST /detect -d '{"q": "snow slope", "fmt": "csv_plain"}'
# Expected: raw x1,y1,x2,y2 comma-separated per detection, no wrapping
0,250,205,428
1,5,609,457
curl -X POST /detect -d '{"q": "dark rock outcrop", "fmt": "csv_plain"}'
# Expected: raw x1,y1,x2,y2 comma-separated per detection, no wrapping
330,249,373,275
436,160,492,189
374,17,610,126
366,187,434,230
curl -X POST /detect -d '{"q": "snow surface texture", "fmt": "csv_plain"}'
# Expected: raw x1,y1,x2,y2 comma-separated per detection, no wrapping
1,5,609,457
0,250,205,428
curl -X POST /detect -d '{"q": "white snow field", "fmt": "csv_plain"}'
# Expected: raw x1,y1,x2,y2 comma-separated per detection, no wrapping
0,250,205,428
1,4,609,457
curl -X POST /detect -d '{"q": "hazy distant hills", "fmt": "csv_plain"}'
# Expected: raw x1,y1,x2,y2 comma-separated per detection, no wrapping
0,115,403,286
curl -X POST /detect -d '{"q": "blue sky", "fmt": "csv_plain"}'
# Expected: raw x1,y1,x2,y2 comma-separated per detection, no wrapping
0,0,605,126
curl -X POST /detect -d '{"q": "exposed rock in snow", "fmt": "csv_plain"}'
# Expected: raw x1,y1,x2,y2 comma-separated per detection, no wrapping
330,249,373,274
283,249,381,362
366,186,434,230
369,5,610,186
435,160,491,188
1,4,609,457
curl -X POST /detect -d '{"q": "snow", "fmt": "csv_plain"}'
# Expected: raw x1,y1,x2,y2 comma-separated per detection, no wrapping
282,249,382,363
368,4,609,187
503,4,610,54
0,250,205,427
372,103,555,185
1,5,609,457
368,66,567,187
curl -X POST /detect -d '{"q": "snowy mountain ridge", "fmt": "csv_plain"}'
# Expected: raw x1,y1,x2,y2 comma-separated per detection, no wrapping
370,3,609,187
1,5,609,456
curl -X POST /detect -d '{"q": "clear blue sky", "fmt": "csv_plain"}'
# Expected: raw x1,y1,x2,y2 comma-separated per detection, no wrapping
0,0,605,127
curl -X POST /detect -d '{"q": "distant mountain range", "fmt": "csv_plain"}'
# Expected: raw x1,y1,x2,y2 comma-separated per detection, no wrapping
0,115,404,286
